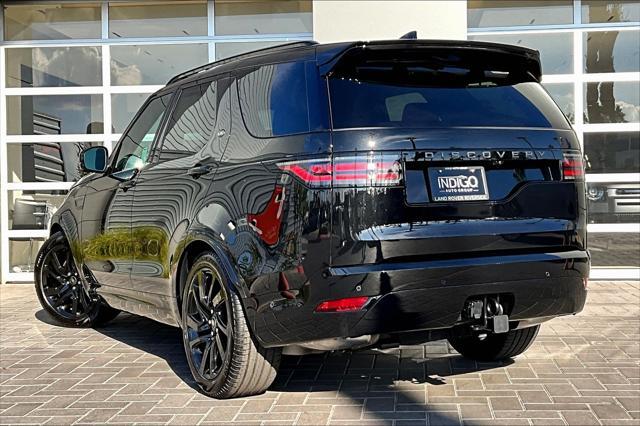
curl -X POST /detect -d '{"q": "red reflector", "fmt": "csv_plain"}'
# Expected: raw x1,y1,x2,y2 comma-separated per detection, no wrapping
562,154,585,181
315,296,369,313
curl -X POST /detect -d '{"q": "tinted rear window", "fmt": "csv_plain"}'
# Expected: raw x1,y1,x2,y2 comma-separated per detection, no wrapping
330,80,569,129
238,61,309,137
328,49,570,130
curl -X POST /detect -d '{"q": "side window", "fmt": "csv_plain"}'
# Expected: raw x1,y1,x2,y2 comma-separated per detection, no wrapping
112,94,171,173
159,81,217,161
237,62,309,137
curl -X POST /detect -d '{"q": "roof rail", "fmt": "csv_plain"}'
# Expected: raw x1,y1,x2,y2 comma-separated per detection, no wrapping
166,40,318,85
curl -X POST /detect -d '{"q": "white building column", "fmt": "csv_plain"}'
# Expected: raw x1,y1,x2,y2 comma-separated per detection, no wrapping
312,1,467,43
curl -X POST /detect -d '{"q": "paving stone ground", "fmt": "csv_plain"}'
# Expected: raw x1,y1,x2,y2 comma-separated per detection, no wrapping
0,281,638,426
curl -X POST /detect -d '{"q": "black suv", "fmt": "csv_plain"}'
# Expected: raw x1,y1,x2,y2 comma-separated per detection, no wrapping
35,40,589,398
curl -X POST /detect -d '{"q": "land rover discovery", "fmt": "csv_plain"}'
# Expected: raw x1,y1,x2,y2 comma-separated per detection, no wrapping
35,39,589,398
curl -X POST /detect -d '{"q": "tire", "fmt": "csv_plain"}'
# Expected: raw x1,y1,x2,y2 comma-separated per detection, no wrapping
448,325,540,361
35,231,120,327
180,252,281,399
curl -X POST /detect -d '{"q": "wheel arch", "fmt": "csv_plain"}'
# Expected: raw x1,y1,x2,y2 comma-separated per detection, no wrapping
47,210,83,269
172,229,249,321
49,223,64,237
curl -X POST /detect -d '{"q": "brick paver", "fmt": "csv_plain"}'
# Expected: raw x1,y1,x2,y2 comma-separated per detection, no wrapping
1,281,638,425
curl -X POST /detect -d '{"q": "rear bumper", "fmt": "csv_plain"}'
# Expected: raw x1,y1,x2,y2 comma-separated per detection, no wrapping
352,274,586,336
251,250,589,347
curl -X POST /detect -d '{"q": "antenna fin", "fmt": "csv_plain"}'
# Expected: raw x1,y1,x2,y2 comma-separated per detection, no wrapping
400,31,417,40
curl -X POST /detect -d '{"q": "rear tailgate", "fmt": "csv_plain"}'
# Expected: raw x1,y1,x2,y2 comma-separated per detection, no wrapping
329,129,585,267
323,41,586,268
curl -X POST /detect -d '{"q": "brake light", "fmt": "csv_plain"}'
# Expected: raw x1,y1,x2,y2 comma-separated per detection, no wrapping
278,158,332,186
315,296,369,312
278,155,402,188
562,154,585,181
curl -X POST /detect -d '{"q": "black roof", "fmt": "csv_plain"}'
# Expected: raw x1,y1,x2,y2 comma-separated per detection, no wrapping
164,38,542,89
166,41,318,85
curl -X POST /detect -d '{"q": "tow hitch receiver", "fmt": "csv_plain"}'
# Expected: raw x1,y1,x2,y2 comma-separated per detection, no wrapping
464,296,510,334
493,315,509,333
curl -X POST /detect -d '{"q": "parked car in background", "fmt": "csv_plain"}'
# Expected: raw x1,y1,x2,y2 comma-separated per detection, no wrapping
587,182,640,223
35,39,589,399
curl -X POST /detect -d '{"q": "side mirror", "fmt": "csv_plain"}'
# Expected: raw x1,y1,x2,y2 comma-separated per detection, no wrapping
80,146,108,173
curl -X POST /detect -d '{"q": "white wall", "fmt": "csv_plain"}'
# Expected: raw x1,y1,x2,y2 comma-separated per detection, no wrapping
313,1,467,43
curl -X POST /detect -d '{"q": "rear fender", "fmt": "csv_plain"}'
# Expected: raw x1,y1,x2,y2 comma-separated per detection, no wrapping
171,226,250,306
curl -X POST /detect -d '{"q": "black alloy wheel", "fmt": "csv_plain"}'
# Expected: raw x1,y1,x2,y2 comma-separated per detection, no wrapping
181,252,281,399
35,231,119,327
40,241,90,320
184,267,230,381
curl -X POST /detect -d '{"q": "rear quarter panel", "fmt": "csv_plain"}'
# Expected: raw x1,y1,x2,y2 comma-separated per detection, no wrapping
198,126,334,345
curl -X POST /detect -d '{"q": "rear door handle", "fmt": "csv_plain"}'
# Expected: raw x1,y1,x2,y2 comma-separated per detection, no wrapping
119,180,136,191
188,165,213,178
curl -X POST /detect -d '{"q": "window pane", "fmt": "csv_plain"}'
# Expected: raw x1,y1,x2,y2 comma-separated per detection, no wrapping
543,83,574,123
331,81,569,129
238,62,309,137
111,44,208,85
584,81,640,124
108,1,207,38
215,41,286,60
590,233,640,267
3,3,101,41
113,95,172,173
584,30,640,73
582,1,640,23
468,0,573,28
5,46,102,88
585,132,639,174
111,93,153,133
9,238,45,273
161,83,217,161
7,142,101,183
9,190,68,230
7,95,103,135
215,0,312,35
469,33,573,75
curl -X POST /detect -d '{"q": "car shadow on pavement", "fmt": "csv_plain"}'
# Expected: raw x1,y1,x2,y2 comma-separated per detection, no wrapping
270,348,513,425
36,309,512,425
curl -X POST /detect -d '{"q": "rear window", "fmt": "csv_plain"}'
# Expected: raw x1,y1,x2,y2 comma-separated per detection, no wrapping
328,50,570,130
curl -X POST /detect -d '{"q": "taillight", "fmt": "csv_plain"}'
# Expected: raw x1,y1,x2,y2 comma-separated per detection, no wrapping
562,154,585,181
277,155,402,188
315,296,369,312
277,158,332,187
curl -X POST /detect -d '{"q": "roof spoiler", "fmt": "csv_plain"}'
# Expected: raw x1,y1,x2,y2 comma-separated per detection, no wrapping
318,40,542,82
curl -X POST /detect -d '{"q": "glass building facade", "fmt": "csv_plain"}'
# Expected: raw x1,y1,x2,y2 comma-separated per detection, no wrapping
469,0,640,279
0,0,312,282
0,0,638,282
